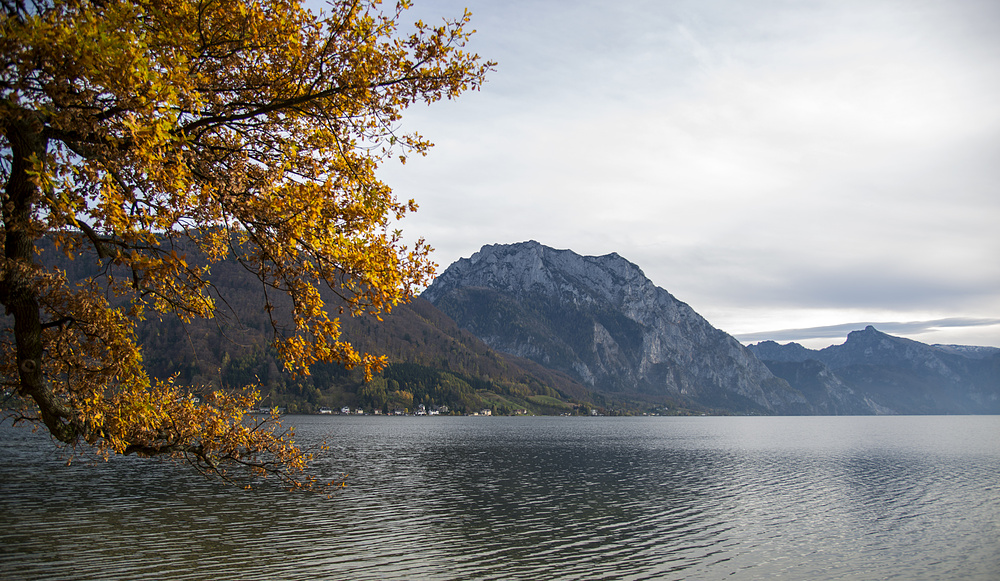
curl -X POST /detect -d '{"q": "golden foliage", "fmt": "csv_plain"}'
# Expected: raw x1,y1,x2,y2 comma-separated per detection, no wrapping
0,0,492,485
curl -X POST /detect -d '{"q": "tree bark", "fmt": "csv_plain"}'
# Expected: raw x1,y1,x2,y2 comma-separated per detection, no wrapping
1,114,76,442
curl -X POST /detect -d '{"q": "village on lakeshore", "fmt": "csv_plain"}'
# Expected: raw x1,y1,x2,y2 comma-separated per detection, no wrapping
319,404,487,416
313,403,605,417
252,403,617,417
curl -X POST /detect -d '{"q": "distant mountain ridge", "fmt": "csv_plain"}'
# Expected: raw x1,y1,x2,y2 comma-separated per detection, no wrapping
932,344,1000,359
36,235,999,415
423,241,806,413
747,326,1000,414
425,242,1000,415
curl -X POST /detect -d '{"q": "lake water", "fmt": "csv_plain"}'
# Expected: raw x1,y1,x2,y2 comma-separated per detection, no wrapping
1,415,998,580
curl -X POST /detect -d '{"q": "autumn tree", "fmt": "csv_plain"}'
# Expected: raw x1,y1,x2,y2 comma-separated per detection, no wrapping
0,0,492,485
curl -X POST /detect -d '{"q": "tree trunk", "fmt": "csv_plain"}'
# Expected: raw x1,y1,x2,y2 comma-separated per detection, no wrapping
1,115,76,442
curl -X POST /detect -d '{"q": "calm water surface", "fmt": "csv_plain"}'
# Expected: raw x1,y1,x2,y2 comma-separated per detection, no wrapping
1,415,998,580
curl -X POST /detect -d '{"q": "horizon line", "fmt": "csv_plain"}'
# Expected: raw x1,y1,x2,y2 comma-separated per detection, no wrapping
734,317,1000,345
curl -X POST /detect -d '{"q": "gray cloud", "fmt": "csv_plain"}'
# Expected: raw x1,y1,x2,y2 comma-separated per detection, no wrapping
735,318,1000,345
375,0,1000,347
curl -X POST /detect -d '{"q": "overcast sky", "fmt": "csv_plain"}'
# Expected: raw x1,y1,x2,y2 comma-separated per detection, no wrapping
369,0,1000,349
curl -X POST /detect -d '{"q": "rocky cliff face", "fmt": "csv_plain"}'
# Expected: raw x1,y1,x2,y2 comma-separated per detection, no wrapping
423,241,806,413
748,326,1000,414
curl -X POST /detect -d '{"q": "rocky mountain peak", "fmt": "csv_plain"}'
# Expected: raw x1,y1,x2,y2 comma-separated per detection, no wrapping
745,340,814,363
820,325,931,368
845,325,888,344
424,241,655,310
424,242,805,413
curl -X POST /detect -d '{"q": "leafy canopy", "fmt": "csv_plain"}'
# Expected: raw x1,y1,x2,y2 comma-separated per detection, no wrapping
0,0,492,485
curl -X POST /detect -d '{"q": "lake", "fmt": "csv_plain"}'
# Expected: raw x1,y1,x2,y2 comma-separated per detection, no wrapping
1,415,998,580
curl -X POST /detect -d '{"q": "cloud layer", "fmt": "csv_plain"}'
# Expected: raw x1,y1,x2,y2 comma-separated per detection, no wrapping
371,0,1000,347
734,318,1000,346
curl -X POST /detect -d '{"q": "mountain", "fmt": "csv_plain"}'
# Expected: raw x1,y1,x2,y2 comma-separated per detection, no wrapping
32,234,604,415
34,235,997,415
748,326,1000,414
138,291,604,415
932,344,1000,359
422,241,808,414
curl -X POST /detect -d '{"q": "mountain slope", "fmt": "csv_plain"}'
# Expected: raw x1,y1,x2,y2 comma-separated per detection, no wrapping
423,241,807,413
748,326,1000,414
33,235,602,414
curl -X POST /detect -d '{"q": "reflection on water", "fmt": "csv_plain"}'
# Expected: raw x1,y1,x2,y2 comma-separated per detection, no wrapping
1,416,998,580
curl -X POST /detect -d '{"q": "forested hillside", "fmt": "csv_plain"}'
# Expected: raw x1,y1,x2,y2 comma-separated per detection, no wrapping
38,236,623,415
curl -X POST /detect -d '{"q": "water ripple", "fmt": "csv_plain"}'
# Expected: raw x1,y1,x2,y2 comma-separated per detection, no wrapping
2,416,999,580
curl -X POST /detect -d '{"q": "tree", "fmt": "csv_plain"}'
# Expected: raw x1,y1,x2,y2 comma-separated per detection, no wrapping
0,0,492,486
